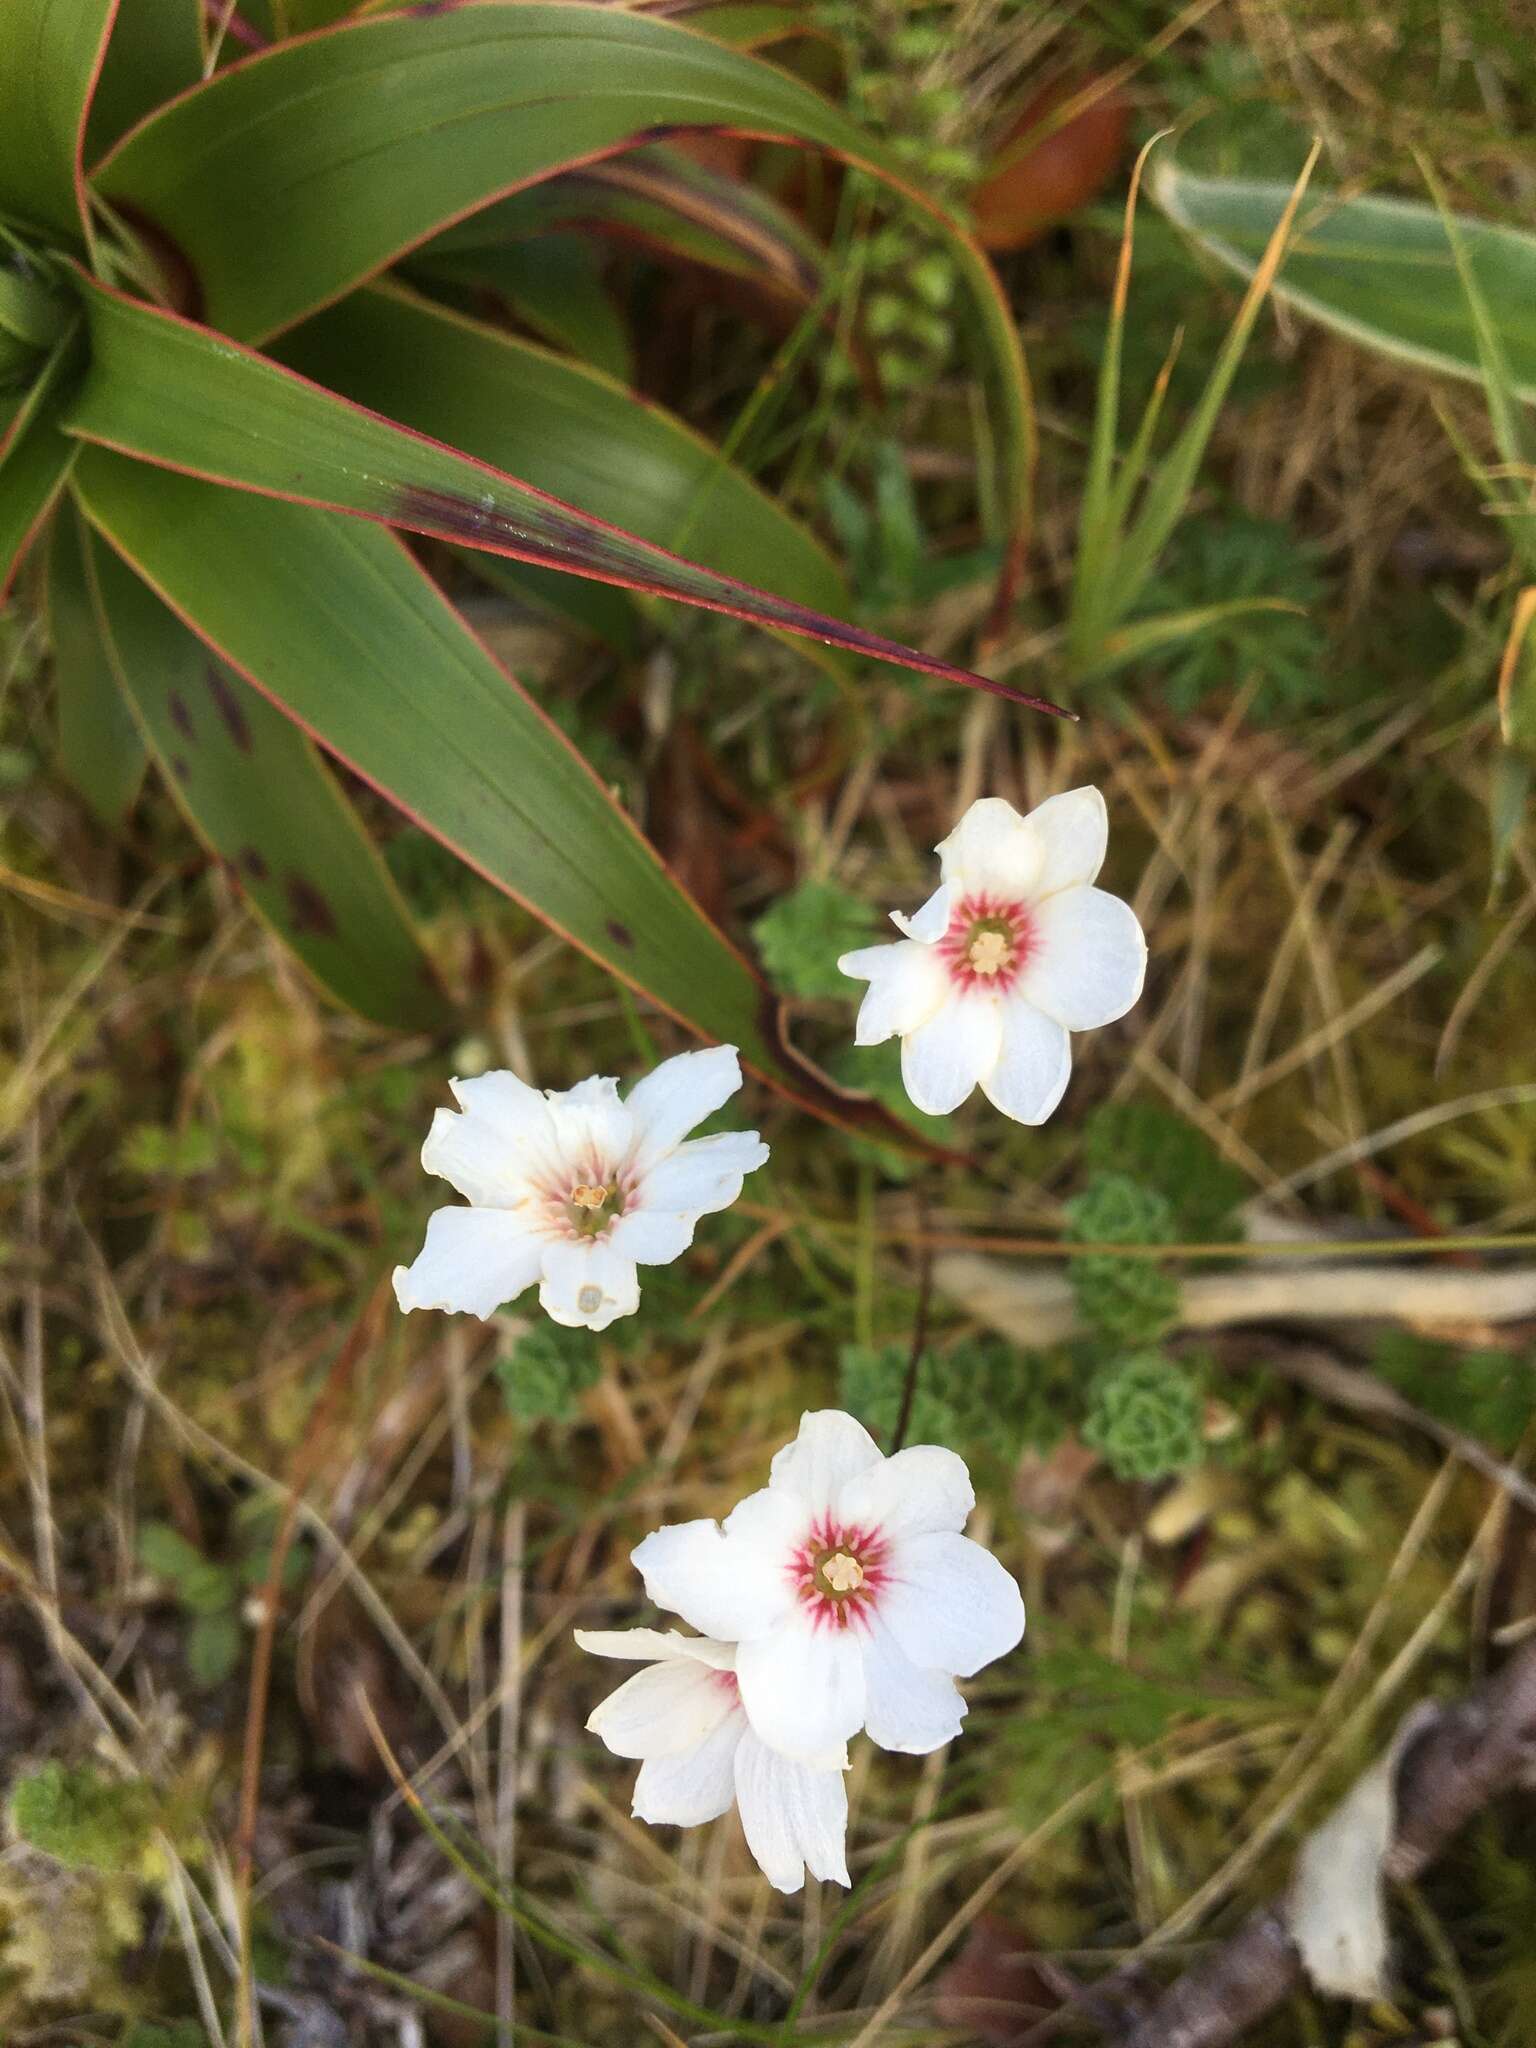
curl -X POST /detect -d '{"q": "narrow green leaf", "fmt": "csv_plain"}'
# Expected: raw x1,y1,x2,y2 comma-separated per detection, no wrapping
91,1,1031,563
72,446,935,1147
1092,597,1306,679
45,497,147,824
0,0,115,239
1152,156,1536,403
274,281,847,620
81,514,453,1031
1416,156,1535,473
413,236,632,384
0,328,84,598
65,274,1059,711
84,0,203,159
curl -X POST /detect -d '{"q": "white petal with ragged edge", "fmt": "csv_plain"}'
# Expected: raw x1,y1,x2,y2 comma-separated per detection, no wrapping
574,1627,734,1667
632,1709,744,1827
935,797,1045,896
586,1656,738,1760
979,998,1072,1126
900,992,1003,1115
734,1728,849,1891
631,1496,800,1642
880,1531,1025,1679
537,1239,640,1331
637,1130,769,1216
890,881,954,944
392,1207,545,1319
1028,785,1108,897
419,1105,536,1209
448,1070,557,1153
544,1074,634,1177
839,941,949,1046
1019,885,1146,1031
861,1613,967,1754
836,1444,974,1542
624,1044,744,1169
735,1615,866,1764
769,1410,882,1513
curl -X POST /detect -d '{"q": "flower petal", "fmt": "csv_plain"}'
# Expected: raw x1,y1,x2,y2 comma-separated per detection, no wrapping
880,1531,1025,1679
632,1708,743,1827
448,1069,557,1151
978,998,1072,1126
935,798,1045,896
635,1130,769,1217
631,1493,801,1642
836,1444,975,1542
900,993,1003,1115
891,882,953,944
574,1628,734,1670
625,1045,744,1169
587,1657,738,1760
606,1208,695,1266
735,1615,866,1764
393,1207,544,1319
537,1239,640,1331
839,942,950,1047
1019,886,1146,1031
733,1727,849,1892
1028,785,1108,895
420,1105,534,1208
769,1410,882,1514
544,1074,635,1177
861,1613,967,1754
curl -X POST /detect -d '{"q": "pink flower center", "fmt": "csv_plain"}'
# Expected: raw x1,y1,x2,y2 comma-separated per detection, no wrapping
533,1160,634,1241
786,1516,889,1632
937,892,1035,994
709,1667,742,1699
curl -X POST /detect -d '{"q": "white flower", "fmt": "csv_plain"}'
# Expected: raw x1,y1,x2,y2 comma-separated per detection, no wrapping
630,1411,1024,1767
837,787,1146,1124
393,1046,768,1332
575,1627,850,1894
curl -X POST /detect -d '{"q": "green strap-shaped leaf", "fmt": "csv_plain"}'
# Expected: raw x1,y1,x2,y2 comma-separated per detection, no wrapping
422,144,828,305
89,2,1031,553
417,235,633,384
64,274,1059,710
0,0,116,239
1152,158,1536,403
79,507,454,1031
71,446,930,1147
46,496,147,824
0,329,83,597
274,281,847,621
84,0,203,160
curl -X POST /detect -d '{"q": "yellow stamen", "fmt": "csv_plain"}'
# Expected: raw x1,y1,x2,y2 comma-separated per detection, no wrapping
968,929,1013,976
570,1183,608,1211
821,1552,865,1595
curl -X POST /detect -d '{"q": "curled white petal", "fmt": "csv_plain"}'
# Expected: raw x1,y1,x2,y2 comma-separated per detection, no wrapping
733,1728,849,1892
1020,885,1147,1031
574,1627,733,1668
393,1208,544,1320
890,881,953,944
637,1130,770,1216
900,993,1003,1116
420,1104,532,1208
979,998,1072,1126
